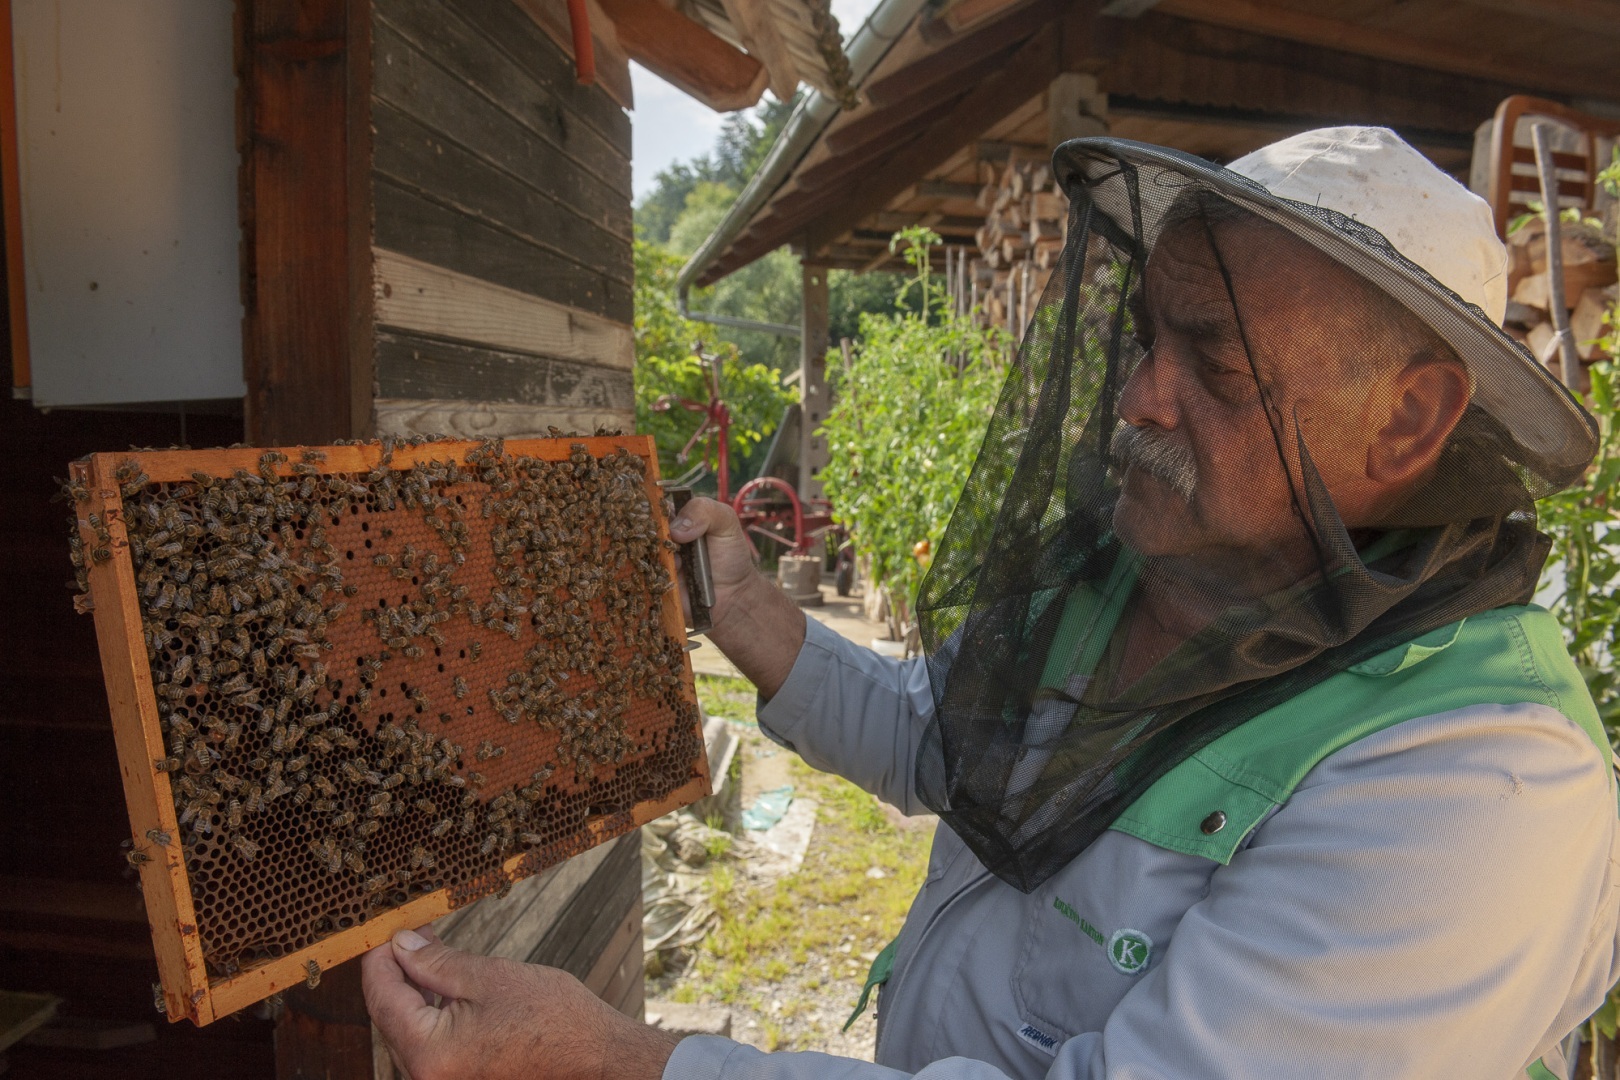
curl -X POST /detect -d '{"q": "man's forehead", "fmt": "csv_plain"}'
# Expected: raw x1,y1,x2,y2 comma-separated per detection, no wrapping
1141,217,1338,332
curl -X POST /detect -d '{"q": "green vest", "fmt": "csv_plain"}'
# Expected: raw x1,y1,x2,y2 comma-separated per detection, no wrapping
1112,604,1609,863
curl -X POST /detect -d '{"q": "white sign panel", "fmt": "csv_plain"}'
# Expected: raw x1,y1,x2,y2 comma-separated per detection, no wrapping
14,0,244,406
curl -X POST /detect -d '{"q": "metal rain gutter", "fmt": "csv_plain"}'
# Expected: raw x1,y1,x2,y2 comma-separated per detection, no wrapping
674,0,929,335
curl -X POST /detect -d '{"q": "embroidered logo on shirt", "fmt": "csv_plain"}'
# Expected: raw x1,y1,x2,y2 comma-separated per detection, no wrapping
1107,928,1153,975
1051,897,1107,947
1015,1021,1061,1055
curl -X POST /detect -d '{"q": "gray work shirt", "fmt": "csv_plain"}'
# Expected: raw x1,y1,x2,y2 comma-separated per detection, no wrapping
664,617,1620,1080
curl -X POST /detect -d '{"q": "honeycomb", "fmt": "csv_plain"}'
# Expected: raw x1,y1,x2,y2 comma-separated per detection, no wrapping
67,436,703,1019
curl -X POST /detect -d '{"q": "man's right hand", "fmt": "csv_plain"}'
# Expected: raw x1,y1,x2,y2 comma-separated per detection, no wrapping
667,497,762,630
668,497,806,699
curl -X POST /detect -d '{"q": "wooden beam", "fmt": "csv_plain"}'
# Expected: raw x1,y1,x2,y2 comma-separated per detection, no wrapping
275,959,374,1080
718,0,801,101
1153,0,1611,100
373,249,633,369
1459,0,1620,37
826,41,1022,154
594,0,768,111
917,180,983,199
799,263,829,502
798,95,964,190
0,0,27,394
806,29,1062,255
238,0,372,445
865,0,1057,107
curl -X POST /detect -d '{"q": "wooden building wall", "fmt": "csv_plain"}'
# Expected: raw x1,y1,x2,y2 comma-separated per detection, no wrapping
4,2,645,1075
369,0,636,440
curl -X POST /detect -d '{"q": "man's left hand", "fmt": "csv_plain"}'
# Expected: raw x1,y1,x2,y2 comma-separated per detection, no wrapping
362,926,681,1080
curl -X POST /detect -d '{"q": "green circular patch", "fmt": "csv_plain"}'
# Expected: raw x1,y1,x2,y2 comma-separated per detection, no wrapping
1107,928,1152,975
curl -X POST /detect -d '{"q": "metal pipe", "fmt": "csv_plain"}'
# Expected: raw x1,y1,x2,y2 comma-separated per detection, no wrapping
675,0,929,322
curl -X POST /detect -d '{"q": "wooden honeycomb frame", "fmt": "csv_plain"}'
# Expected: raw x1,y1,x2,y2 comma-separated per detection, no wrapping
70,436,708,1025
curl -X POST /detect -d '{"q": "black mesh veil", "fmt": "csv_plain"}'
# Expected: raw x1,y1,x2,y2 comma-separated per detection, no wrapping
912,139,1600,893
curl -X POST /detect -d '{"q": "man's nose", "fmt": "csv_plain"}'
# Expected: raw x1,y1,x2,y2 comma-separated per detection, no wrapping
1118,350,1178,431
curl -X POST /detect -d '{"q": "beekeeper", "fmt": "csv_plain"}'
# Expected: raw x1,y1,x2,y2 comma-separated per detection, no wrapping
364,127,1620,1080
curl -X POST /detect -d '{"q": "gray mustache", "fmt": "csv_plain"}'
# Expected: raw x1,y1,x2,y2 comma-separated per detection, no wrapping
1110,424,1197,501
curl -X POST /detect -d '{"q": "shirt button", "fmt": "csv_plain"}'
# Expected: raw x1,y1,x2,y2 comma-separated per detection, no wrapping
1200,811,1227,835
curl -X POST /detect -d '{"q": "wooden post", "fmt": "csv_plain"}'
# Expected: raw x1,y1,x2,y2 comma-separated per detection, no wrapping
275,961,376,1080
1531,122,1581,387
799,262,831,506
238,0,374,445
0,0,29,395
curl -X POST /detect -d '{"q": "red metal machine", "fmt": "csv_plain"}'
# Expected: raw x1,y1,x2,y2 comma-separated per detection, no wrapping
651,349,846,569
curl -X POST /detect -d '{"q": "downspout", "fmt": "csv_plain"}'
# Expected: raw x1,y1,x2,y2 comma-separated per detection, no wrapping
674,0,929,333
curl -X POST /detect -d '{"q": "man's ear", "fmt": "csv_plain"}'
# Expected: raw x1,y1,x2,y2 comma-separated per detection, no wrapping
1365,356,1470,487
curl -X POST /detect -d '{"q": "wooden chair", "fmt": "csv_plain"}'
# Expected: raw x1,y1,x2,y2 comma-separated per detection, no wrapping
1485,95,1620,240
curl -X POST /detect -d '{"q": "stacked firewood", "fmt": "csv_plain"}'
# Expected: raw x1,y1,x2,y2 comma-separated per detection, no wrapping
969,147,1068,334
1502,214,1617,389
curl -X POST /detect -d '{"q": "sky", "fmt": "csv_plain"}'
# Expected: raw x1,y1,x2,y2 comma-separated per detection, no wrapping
629,0,885,201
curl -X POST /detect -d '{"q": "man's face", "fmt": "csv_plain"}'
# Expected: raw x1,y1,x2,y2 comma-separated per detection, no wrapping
1111,217,1384,572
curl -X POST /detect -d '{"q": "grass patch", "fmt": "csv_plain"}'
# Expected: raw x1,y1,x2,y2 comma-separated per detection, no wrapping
669,750,933,1048
697,674,758,722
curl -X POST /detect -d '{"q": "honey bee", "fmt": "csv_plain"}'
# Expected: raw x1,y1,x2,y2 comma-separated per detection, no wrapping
304,960,321,990
431,818,454,838
342,849,366,874
226,799,243,829
470,641,483,661
231,835,260,861
309,838,341,874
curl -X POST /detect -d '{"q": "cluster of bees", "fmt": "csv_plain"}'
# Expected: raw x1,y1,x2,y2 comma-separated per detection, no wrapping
66,435,699,984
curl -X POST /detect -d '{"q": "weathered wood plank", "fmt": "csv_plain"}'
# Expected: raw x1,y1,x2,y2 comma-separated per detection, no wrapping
376,331,633,410
603,923,645,1016
372,101,630,287
371,19,631,239
582,899,641,999
434,0,632,148
435,838,617,960
375,179,630,323
614,959,646,1019
374,398,634,441
375,0,630,192
529,829,640,979
432,863,561,951
374,250,632,370
510,0,635,110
